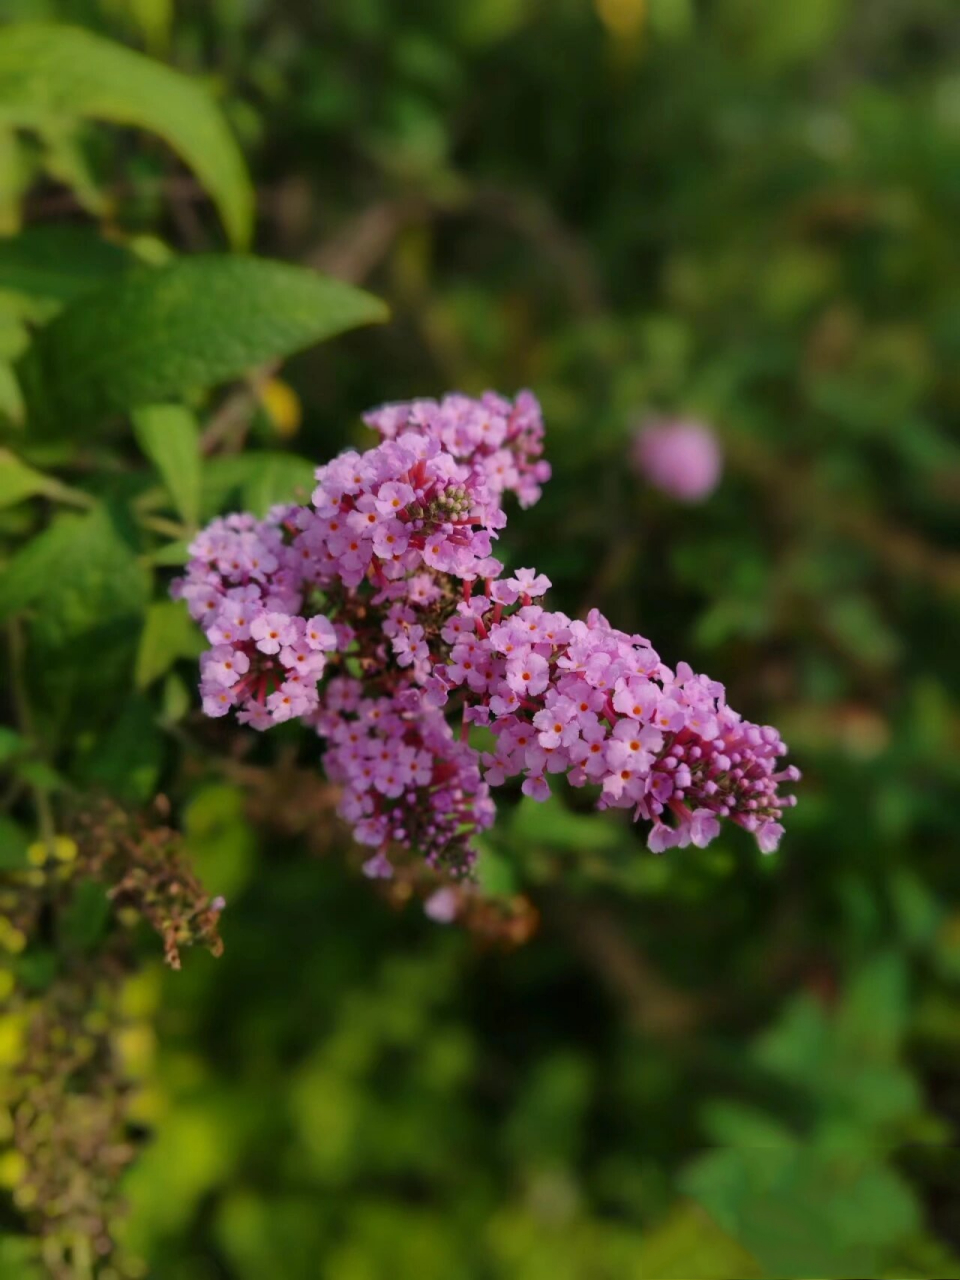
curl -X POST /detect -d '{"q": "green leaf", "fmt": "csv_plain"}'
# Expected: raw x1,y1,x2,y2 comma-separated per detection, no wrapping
14,946,59,993
60,877,113,952
682,1148,920,1278
0,815,29,869
475,842,517,897
0,446,92,507
201,450,317,518
17,255,389,432
0,23,253,247
78,691,163,802
136,598,204,689
147,538,190,566
635,1202,763,1278
133,403,201,526
183,783,256,900
0,447,51,506
0,725,25,764
0,504,148,629
509,793,623,853
0,225,132,303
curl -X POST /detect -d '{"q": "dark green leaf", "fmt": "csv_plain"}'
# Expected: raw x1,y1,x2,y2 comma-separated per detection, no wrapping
14,946,59,992
78,692,163,802
0,725,25,763
60,876,113,952
17,255,388,432
0,815,29,869
0,225,132,302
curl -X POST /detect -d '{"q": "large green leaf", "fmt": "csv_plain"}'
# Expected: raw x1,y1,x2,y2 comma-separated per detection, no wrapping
0,23,253,247
133,403,201,526
17,255,389,432
0,225,132,303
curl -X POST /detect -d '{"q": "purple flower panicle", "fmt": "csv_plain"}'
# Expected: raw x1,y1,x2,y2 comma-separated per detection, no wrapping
175,391,796,884
431,584,797,854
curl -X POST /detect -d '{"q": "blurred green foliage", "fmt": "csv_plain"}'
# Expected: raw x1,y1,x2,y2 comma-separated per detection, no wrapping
1,0,959,1275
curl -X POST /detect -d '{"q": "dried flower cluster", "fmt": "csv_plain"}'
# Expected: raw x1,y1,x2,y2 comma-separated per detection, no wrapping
0,800,217,1277
175,392,798,904
71,801,225,969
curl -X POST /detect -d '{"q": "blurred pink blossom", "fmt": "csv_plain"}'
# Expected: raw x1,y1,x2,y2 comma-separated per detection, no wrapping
631,418,722,502
424,888,459,924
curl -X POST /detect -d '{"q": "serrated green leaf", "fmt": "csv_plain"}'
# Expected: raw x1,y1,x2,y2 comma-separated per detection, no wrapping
0,225,132,303
17,255,388,433
136,598,204,689
0,22,253,246
133,403,201,526
201,450,317,518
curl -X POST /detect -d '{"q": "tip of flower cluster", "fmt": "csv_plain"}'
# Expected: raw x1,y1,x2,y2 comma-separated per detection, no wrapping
364,389,551,509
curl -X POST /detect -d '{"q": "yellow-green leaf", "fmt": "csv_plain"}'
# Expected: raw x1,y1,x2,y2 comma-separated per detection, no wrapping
133,403,201,527
135,599,204,689
636,1202,763,1278
0,23,254,247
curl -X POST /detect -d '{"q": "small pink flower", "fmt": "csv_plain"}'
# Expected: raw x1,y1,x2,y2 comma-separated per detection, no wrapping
304,615,338,652
424,888,459,923
505,650,550,697
251,611,297,655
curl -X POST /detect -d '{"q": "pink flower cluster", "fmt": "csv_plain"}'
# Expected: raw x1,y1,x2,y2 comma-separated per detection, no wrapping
175,390,798,892
304,429,505,588
316,678,495,878
431,587,797,855
173,508,337,728
364,389,550,509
